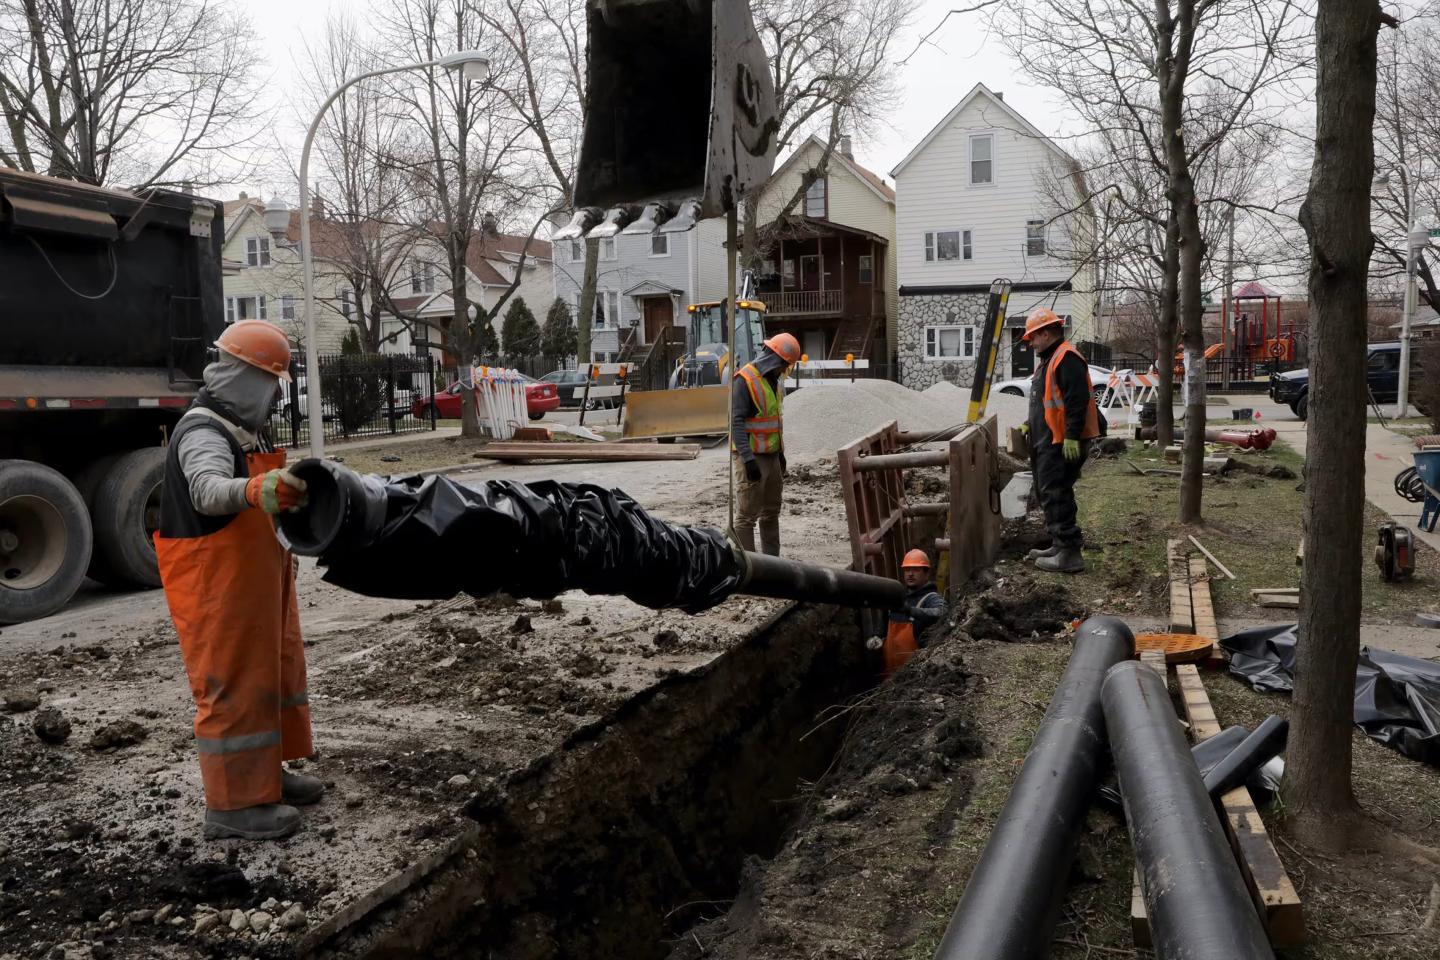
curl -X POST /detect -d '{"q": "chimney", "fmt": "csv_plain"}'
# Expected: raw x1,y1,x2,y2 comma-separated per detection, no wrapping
839,134,853,159
482,211,500,238
995,91,1004,101
263,198,291,238
311,194,326,219
238,190,248,201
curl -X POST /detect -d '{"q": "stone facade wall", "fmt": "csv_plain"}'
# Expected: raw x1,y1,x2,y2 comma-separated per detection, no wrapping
897,292,1003,390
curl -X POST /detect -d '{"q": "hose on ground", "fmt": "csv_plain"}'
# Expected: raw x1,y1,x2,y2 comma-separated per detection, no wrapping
1395,466,1427,503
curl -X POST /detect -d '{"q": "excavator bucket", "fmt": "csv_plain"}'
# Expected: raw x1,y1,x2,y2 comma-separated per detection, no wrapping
622,385,730,440
574,0,777,219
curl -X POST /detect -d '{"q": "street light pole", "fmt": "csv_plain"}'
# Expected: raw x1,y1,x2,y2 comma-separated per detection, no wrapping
1399,183,1419,419
298,51,490,458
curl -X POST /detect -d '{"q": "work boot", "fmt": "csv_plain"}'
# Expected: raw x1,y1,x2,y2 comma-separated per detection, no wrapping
1034,546,1084,574
759,519,781,557
282,769,326,806
1026,544,1060,561
202,803,302,841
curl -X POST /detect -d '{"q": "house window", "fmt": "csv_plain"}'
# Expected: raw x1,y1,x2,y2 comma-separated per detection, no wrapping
924,323,975,360
1026,220,1047,256
804,177,827,218
574,291,620,328
858,255,874,284
569,240,583,262
246,236,271,267
924,230,967,262
339,288,353,321
224,295,266,321
650,233,670,257
410,261,435,294
601,237,617,261
969,134,994,185
280,294,296,320
782,259,796,286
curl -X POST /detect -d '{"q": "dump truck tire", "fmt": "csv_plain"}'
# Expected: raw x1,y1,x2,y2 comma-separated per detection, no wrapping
88,448,165,588
0,460,93,624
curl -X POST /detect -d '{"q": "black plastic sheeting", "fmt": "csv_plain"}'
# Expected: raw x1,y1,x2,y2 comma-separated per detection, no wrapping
291,469,744,614
1223,624,1440,766
1098,723,1282,811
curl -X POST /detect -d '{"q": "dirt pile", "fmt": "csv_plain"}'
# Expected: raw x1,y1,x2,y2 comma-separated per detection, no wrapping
922,380,1029,433
956,574,1082,642
784,380,1017,460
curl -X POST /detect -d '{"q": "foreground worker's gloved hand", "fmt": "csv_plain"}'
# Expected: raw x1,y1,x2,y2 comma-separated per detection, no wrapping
1063,438,1081,462
1019,423,1030,436
743,459,762,483
865,636,884,651
245,468,309,514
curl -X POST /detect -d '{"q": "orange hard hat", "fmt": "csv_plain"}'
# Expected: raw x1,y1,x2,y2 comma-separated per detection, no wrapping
217,320,292,381
764,332,802,364
901,548,932,570
1021,307,1065,342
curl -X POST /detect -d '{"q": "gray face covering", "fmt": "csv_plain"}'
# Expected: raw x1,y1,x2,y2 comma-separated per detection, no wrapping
203,356,280,432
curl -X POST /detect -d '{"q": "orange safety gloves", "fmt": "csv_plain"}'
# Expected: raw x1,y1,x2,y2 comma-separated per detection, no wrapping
244,468,309,514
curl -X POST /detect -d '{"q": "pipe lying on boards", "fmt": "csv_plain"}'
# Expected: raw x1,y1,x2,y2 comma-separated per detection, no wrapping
1202,715,1287,800
1102,661,1275,960
932,615,1133,960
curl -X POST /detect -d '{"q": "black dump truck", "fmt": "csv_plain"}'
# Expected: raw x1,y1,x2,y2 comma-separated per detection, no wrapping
0,169,224,624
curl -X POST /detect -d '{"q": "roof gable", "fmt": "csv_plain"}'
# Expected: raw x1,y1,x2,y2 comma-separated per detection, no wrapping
766,135,895,205
889,83,1072,178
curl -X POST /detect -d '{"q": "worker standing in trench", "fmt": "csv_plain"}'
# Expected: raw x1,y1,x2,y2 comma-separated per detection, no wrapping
1020,307,1102,574
731,332,803,556
154,321,322,840
869,548,948,675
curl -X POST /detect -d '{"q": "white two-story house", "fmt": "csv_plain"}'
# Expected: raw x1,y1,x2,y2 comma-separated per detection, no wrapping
890,84,1097,390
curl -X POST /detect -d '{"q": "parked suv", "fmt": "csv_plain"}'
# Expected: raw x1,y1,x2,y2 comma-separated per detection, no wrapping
1269,341,1402,420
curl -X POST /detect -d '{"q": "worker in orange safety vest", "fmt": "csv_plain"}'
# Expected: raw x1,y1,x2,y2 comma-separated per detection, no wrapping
1018,307,1102,574
868,549,948,676
731,332,802,556
155,320,321,840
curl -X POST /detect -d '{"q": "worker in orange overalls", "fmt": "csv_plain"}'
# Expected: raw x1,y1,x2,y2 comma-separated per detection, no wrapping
871,549,948,675
155,320,320,840
731,332,802,556
1019,307,1101,574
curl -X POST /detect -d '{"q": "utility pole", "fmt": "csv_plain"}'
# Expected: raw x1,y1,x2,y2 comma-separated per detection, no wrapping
1222,207,1235,388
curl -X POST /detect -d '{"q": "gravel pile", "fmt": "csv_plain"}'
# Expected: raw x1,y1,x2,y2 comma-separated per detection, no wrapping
783,379,1029,460
921,382,1029,434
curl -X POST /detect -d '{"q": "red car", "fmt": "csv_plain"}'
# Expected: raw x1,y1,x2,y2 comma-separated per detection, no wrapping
411,378,560,422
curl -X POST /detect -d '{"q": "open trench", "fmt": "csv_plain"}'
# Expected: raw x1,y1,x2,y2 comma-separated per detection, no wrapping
304,601,872,960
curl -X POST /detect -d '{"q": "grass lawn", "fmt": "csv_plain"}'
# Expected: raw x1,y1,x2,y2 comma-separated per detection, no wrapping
1032,438,1440,624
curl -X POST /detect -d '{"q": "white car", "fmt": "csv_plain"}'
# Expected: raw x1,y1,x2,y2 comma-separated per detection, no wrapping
994,364,1114,403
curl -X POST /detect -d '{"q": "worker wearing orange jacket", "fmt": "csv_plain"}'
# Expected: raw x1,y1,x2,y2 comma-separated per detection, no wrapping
870,549,948,675
731,332,802,556
155,321,320,841
1019,307,1101,574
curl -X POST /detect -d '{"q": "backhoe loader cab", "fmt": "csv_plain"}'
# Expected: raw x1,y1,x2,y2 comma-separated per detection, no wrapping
673,299,768,388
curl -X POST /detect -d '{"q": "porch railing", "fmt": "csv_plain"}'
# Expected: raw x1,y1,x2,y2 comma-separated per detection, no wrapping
763,289,843,316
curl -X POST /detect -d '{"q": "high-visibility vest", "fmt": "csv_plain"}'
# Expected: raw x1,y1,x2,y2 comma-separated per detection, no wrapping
734,363,783,454
1041,340,1101,443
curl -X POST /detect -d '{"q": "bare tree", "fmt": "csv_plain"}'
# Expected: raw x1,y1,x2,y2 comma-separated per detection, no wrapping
1288,0,1396,851
990,0,1308,521
0,0,261,187
299,14,429,352
377,0,538,435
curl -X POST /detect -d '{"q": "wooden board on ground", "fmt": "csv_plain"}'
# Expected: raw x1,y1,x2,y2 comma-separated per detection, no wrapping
1175,664,1305,946
1167,539,1195,633
474,442,701,462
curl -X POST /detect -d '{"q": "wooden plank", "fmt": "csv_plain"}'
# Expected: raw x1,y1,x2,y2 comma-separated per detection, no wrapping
1249,588,1300,596
1187,557,1219,661
473,443,700,462
1139,650,1167,675
1189,534,1237,580
1257,595,1300,609
1167,540,1194,633
1130,868,1152,948
1175,664,1304,946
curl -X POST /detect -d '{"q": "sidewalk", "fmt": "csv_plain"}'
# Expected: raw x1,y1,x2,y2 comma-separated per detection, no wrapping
1267,416,1438,553
323,425,462,451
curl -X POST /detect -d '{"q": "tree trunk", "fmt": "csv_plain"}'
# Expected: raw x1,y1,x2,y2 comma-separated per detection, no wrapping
1176,192,1207,524
1154,212,1180,447
741,192,761,273
576,238,600,362
1286,0,1383,845
451,246,482,439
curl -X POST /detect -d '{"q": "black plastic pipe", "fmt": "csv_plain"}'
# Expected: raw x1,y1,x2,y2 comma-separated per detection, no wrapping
932,615,1133,960
1102,661,1275,960
1203,715,1287,800
736,550,905,609
277,458,906,612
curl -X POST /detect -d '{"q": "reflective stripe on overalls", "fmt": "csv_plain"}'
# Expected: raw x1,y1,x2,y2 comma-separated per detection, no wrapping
154,420,311,811
1042,340,1101,444
735,363,783,454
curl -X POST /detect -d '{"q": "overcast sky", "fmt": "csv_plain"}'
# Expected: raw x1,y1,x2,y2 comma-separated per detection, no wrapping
226,0,1064,200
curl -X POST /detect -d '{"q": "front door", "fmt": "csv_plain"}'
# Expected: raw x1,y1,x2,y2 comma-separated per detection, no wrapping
803,329,826,361
642,297,673,345
1010,329,1034,377
799,255,821,291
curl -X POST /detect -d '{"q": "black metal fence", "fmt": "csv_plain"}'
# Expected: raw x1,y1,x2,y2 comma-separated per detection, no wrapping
1204,357,1290,395
269,352,438,448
